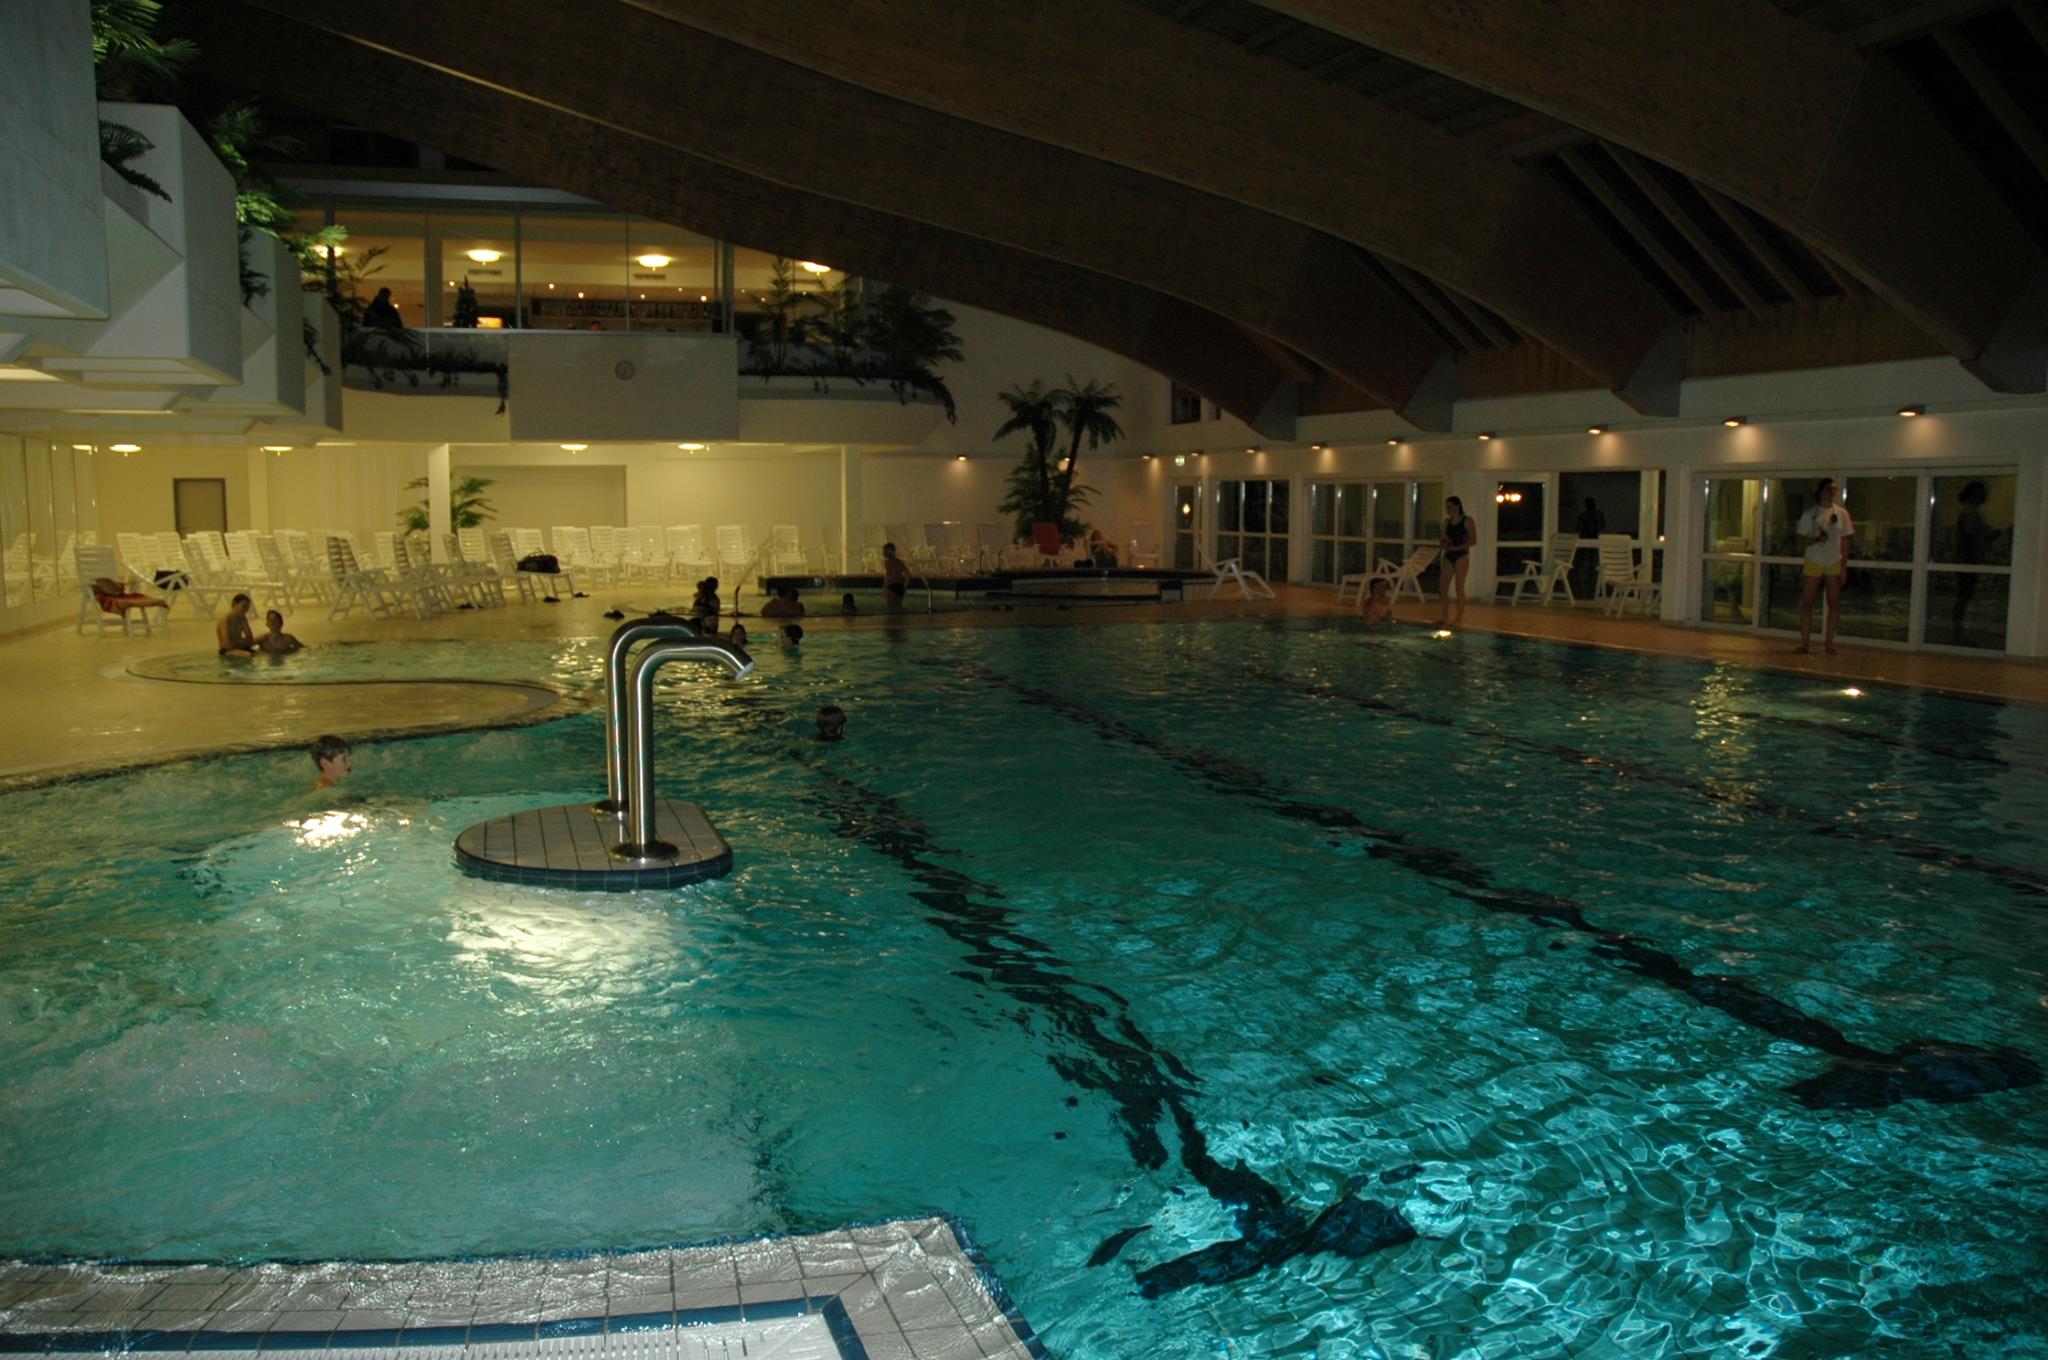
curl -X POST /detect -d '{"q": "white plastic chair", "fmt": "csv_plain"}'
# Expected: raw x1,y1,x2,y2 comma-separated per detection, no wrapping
75,544,168,636
715,524,758,590
769,524,808,575
1498,534,1580,607
1597,535,1658,616
1340,544,1437,604
1197,542,1275,601
666,525,712,581
1127,522,1161,569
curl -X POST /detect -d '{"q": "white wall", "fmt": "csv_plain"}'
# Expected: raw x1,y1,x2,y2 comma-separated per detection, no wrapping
465,463,627,532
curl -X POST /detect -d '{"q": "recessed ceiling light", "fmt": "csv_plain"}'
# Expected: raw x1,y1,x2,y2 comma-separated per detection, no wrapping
1723,415,1746,427
955,455,967,462
1477,431,1494,441
560,443,587,452
1386,438,1399,446
71,443,93,451
798,261,832,274
677,442,706,451
635,253,671,270
1587,424,1607,434
110,443,140,454
1897,404,1924,418
464,248,502,264
1310,443,1326,450
261,445,290,453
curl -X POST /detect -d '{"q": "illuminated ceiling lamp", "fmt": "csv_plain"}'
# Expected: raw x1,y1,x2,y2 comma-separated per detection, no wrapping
560,442,588,453
1897,404,1925,418
464,248,502,264
677,442,706,451
1587,424,1607,435
797,261,832,274
1493,484,1523,504
1386,438,1399,446
635,253,672,270
1476,431,1494,441
1722,415,1746,428
261,444,291,455
70,443,93,452
110,442,140,454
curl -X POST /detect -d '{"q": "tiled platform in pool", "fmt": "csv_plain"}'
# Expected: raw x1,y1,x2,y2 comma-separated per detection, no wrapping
0,1219,1041,1360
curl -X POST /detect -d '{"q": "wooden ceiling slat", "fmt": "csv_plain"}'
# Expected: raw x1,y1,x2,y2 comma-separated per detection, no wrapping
2016,0,2048,51
1557,147,1725,315
1379,260,1481,350
1610,147,1773,319
1242,15,1301,50
1933,29,2048,181
1699,185,1816,308
1443,287,1519,349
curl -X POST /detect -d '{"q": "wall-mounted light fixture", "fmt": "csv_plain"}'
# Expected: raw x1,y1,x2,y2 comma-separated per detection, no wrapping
1173,454,1187,467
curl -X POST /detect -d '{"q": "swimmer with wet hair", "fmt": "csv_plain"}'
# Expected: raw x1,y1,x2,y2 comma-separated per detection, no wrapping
311,734,352,788
781,623,804,647
815,705,846,742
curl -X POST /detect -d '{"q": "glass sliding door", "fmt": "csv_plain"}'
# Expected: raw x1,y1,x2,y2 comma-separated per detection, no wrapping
1171,481,1202,570
1925,473,2016,650
1215,479,1289,582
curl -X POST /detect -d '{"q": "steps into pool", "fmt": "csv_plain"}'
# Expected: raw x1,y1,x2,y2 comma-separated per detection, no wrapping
0,1217,1043,1359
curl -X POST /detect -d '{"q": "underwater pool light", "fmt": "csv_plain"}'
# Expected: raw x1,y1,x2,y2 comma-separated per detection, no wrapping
1433,629,1453,639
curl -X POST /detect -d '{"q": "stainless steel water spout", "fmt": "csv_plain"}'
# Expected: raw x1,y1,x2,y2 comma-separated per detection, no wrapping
611,635,753,861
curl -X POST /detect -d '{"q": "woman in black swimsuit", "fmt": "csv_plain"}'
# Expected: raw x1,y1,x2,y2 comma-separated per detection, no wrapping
1437,496,1476,626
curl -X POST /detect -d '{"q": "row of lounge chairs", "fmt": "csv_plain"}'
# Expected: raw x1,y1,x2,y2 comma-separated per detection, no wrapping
1333,534,1662,614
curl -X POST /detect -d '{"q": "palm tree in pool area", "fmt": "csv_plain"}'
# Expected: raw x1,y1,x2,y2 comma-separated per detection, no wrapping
1052,375,1123,509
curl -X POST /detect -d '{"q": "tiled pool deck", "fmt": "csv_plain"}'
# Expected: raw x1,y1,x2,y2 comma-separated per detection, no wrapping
0,1219,1043,1360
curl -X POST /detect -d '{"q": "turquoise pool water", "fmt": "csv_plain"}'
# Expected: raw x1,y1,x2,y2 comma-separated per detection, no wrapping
4,621,2045,1357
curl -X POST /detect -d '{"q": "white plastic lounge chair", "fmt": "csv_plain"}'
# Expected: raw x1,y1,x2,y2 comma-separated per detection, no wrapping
1339,544,1438,604
325,536,397,620
1498,533,1580,607
1197,542,1275,601
508,528,579,600
1127,522,1161,569
75,544,169,636
769,524,808,575
483,530,538,603
715,524,760,596
665,525,712,581
1597,534,1659,616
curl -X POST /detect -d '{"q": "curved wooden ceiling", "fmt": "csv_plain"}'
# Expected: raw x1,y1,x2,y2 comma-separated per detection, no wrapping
191,0,2048,432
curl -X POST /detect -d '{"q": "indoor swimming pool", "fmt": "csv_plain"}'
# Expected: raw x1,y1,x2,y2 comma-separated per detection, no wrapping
3,621,2044,1357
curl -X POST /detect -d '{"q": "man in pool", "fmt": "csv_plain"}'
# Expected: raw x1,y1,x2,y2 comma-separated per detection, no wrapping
781,623,804,648
311,734,352,789
815,704,846,742
881,543,909,607
216,593,256,658
1359,576,1393,626
760,586,805,618
257,609,303,654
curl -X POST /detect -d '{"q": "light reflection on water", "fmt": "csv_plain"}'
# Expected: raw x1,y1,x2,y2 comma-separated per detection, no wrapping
2,622,2044,1357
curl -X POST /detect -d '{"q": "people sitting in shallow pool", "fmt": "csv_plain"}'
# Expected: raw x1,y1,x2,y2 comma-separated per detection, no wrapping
311,734,352,789
258,609,304,654
781,623,803,648
760,585,805,618
881,544,909,606
1359,577,1393,627
815,704,846,742
840,592,859,617
690,576,720,632
216,593,256,658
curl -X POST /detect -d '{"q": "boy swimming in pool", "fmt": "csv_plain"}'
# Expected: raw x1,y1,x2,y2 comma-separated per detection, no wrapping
1360,577,1393,626
311,734,352,789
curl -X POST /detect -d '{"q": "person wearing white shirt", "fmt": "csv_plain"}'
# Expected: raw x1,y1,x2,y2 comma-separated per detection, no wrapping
1794,477,1854,655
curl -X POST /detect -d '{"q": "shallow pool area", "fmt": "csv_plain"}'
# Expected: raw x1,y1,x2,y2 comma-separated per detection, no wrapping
4,619,2045,1357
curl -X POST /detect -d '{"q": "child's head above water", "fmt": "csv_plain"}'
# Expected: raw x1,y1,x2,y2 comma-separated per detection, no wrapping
815,705,846,742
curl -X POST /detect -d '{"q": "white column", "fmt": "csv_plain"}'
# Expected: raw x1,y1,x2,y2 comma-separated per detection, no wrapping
839,443,864,572
2011,451,2046,657
1662,464,1701,623
245,447,271,531
427,443,451,561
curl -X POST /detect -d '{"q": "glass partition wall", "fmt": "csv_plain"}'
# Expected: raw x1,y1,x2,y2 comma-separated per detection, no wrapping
1307,479,1443,590
300,199,733,333
1698,469,2018,650
0,438,95,610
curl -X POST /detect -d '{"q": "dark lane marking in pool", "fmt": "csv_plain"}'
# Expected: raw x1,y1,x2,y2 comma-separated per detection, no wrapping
717,693,1419,1297
958,661,2040,1111
1242,665,2048,902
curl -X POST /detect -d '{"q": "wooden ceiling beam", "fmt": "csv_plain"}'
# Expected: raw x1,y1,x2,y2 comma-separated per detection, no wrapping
1609,147,1773,320
620,0,1676,396
236,0,1448,419
1443,290,1519,350
2017,0,2048,53
1263,0,2046,389
1380,261,1485,350
1934,29,2048,181
185,4,1299,432
1698,186,1816,309
1557,147,1725,317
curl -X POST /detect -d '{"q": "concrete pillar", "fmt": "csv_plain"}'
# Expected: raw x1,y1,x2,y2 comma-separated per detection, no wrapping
428,442,451,561
1662,465,1701,623
839,443,863,571
2012,451,2046,657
